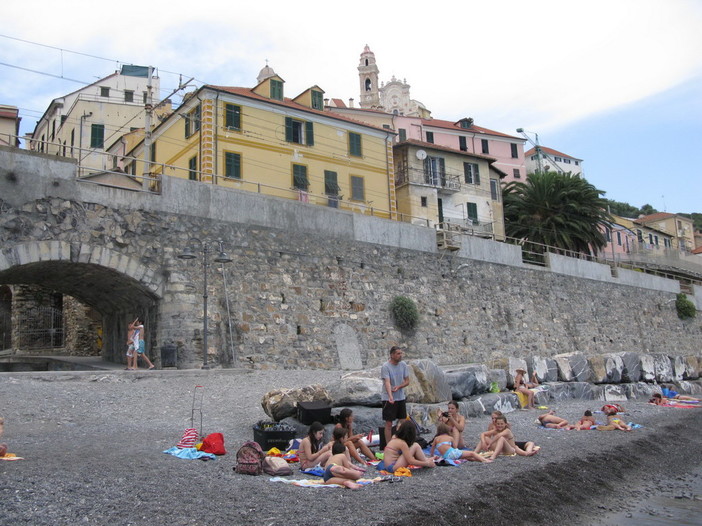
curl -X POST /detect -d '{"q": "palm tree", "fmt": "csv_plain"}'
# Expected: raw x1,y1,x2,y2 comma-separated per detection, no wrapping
502,171,611,256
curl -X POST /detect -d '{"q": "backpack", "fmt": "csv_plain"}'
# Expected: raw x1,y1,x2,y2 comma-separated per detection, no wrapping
235,441,265,475
200,433,226,455
262,456,293,476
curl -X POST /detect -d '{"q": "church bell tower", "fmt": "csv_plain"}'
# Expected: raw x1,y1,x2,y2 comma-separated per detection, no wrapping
358,45,380,109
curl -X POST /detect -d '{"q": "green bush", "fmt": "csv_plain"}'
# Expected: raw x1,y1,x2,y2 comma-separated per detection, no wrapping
390,296,420,331
676,293,696,320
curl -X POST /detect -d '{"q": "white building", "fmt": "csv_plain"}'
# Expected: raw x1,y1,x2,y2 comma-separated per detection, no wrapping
525,146,583,176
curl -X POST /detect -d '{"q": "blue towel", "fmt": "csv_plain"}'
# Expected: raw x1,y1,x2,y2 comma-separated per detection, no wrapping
300,466,325,477
163,447,216,461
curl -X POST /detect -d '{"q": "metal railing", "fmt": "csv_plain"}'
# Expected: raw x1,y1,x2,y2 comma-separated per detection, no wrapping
395,166,463,192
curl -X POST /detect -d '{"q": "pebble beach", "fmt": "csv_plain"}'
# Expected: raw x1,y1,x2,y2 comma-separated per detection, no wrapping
1,368,701,526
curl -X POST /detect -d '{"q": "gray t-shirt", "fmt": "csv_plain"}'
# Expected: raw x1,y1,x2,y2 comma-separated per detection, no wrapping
380,360,409,401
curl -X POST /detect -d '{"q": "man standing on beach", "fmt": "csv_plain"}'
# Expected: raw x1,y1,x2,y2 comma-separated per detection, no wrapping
381,346,410,445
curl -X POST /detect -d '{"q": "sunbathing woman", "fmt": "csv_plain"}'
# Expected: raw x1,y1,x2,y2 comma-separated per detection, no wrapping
571,410,597,430
486,416,539,460
335,408,376,464
537,410,570,429
598,407,632,431
430,423,491,463
323,441,365,489
436,401,467,448
298,421,332,469
377,419,436,472
650,392,701,405
514,368,538,409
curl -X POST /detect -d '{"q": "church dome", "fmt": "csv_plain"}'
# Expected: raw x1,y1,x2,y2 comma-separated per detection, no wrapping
257,64,277,84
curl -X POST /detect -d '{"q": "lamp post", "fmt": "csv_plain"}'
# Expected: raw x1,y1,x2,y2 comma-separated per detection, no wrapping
177,240,232,369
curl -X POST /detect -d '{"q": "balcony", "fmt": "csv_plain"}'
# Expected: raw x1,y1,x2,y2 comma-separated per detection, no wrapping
395,166,461,192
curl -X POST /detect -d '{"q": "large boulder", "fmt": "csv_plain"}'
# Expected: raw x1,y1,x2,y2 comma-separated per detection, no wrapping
529,356,559,383
470,392,522,415
589,354,624,384
672,356,687,382
554,352,592,382
545,381,596,401
615,352,642,383
602,384,628,402
588,355,608,384
623,382,657,400
684,356,699,379
488,369,508,393
640,354,656,382
651,353,674,383
442,364,491,395
261,384,332,421
409,359,452,403
326,373,384,407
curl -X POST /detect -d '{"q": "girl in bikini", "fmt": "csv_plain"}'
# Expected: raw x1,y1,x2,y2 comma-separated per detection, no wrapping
514,368,538,409
430,423,491,463
322,441,365,489
335,408,376,464
378,420,436,472
298,422,332,469
571,410,597,430
474,411,511,454
486,416,539,459
436,400,467,448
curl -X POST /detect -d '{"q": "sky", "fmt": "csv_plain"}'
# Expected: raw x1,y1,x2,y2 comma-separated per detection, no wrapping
1,0,701,214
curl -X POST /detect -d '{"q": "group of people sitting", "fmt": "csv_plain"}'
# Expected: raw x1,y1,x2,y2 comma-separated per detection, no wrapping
296,402,540,488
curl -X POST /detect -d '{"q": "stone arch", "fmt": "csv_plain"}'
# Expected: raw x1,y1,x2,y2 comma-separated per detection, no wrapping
0,240,164,363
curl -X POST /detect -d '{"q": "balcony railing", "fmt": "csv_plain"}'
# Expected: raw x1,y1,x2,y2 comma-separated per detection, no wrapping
396,166,462,192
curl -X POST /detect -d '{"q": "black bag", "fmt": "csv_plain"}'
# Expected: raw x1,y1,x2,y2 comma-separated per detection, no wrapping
296,401,332,425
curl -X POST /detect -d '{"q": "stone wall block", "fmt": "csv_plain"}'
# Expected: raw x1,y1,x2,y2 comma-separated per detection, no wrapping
554,352,592,382
326,376,383,407
639,354,656,382
409,359,452,404
672,356,687,382
545,381,596,401
444,370,476,400
604,354,624,383
442,364,490,394
471,393,521,415
602,384,628,402
615,352,642,383
684,356,699,380
588,355,608,384
529,356,559,383
651,353,674,383
488,369,508,393
623,382,657,400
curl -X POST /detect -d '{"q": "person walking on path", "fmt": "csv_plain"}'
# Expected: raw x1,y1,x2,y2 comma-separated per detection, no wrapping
133,318,154,370
381,346,410,446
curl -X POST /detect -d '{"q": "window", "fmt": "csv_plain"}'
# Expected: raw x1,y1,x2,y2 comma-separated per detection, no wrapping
605,228,611,242
225,104,241,130
285,117,314,146
143,91,148,104
466,202,478,223
511,143,518,158
225,152,241,179
51,120,55,140
426,131,434,143
349,132,362,157
464,162,480,185
425,156,445,186
292,164,308,190
490,179,499,201
90,124,105,148
70,129,75,156
398,129,407,142
459,136,467,151
270,79,283,100
350,175,365,201
564,158,571,164
554,156,562,162
513,168,521,179
421,196,427,207
124,90,134,103
481,139,489,154
531,155,537,160
654,235,659,246
648,233,653,245
617,231,622,246
188,156,198,181
185,105,201,138
100,87,110,97
324,170,339,195
575,161,579,166
150,141,156,163
311,90,324,110
61,115,67,125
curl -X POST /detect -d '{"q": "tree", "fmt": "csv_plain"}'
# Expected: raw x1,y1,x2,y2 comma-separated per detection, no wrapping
502,171,612,255
640,203,658,216
605,199,642,218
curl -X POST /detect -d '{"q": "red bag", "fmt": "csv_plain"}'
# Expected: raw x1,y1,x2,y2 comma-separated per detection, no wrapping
200,432,226,455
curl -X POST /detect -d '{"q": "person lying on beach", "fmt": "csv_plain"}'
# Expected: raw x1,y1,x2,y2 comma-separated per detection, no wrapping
377,420,437,472
322,441,365,489
436,400,467,448
430,423,491,463
335,408,376,464
649,392,700,405
486,416,539,460
570,410,597,430
299,422,332,469
537,410,570,429
598,408,632,431
514,368,538,409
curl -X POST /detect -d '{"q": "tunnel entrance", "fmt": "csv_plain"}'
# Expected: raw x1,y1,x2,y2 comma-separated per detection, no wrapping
0,259,160,364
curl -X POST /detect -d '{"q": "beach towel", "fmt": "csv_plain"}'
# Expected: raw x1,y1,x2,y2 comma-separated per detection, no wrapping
300,466,325,477
163,446,216,461
269,476,377,488
0,453,24,461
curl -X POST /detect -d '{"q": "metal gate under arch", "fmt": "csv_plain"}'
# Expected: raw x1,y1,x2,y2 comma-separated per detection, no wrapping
18,306,65,350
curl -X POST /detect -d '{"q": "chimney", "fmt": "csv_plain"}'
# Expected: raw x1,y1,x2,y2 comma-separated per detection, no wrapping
348,98,354,108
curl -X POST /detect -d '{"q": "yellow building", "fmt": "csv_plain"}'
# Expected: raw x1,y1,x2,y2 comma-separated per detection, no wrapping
127,71,396,218
634,213,695,253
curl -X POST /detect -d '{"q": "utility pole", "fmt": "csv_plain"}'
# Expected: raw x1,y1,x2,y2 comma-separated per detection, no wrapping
142,66,154,190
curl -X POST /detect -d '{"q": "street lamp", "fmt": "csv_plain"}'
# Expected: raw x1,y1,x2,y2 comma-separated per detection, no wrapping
177,240,233,369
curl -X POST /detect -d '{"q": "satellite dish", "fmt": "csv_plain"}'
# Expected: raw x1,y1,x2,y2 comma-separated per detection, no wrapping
416,149,427,160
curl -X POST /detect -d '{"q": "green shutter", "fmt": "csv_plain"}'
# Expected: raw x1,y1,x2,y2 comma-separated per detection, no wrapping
225,152,241,179
271,79,283,100
467,202,478,223
324,170,339,195
312,91,323,110
184,115,190,138
398,129,407,141
293,164,308,189
188,156,197,180
474,164,480,186
349,133,362,156
226,104,241,129
90,124,104,148
285,117,293,142
305,121,314,146
351,176,364,201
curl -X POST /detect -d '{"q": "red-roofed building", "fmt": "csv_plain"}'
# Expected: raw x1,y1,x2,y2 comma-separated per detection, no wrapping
125,66,397,218
525,146,583,176
634,213,695,253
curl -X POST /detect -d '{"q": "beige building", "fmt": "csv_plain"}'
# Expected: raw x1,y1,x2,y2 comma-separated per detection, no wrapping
634,212,696,253
0,105,21,146
29,65,164,174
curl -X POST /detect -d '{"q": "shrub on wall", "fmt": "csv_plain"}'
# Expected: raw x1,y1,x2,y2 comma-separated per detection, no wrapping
676,293,696,320
390,295,419,331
